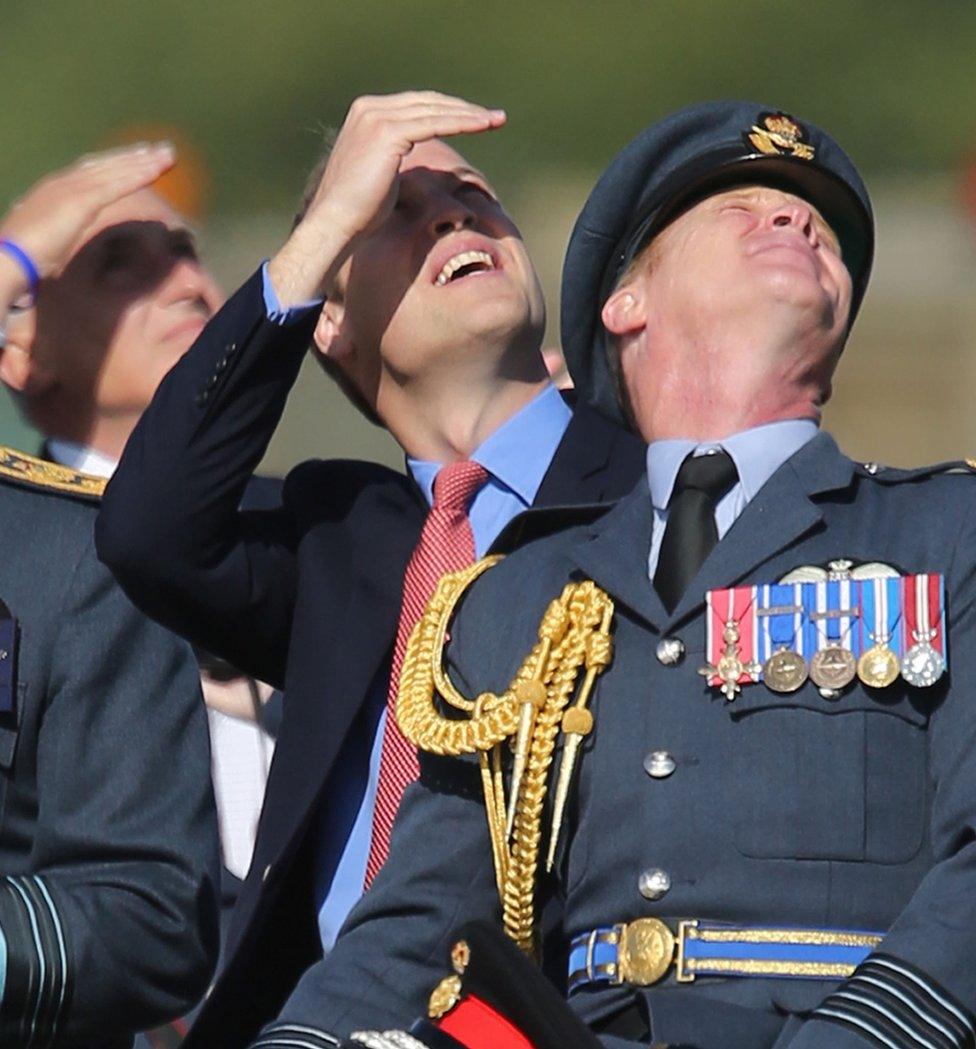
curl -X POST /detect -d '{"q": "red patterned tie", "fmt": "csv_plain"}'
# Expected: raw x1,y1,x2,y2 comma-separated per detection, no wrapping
364,460,489,886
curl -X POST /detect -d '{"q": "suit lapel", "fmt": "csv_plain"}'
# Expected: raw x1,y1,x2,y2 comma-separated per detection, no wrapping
258,475,424,864
535,404,644,505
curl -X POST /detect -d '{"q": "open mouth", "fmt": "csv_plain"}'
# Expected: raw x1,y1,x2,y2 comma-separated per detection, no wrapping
434,250,496,286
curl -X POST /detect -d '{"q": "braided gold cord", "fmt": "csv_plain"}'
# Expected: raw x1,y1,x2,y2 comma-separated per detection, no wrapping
503,583,613,953
395,556,614,957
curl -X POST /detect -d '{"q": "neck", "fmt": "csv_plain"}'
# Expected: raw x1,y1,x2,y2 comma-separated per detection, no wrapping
383,373,551,462
35,404,135,464
627,323,832,443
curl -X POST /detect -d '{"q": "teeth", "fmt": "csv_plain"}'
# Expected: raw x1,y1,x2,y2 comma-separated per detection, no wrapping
435,250,494,286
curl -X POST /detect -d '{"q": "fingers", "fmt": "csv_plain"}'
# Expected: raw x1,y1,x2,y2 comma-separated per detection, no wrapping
343,92,506,148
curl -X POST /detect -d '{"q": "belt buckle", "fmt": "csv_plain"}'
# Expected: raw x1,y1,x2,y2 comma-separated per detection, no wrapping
615,918,677,986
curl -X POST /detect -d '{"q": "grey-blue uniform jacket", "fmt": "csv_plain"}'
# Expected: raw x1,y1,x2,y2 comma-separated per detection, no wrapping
256,432,976,1049
0,453,220,1047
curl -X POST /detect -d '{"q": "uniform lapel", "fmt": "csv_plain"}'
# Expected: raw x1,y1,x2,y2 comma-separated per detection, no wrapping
567,483,668,630
665,431,855,627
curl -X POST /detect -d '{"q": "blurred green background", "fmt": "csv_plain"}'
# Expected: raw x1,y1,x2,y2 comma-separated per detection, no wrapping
3,1,976,471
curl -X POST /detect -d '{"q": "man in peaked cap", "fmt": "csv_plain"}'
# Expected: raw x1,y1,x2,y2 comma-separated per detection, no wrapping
243,101,976,1049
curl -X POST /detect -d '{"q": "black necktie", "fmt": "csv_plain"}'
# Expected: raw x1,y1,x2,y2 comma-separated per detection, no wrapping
654,450,739,613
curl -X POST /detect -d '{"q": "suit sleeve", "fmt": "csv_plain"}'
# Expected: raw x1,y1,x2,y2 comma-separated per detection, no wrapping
0,533,221,1046
95,267,319,685
783,493,976,1049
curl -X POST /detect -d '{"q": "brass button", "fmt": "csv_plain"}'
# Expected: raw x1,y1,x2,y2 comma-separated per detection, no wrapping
643,750,676,779
655,638,685,666
638,868,671,900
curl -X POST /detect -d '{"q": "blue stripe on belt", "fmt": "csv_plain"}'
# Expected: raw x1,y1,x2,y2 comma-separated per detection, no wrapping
568,919,884,994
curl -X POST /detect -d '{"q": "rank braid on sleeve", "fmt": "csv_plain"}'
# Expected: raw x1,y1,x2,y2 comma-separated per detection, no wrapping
396,555,615,957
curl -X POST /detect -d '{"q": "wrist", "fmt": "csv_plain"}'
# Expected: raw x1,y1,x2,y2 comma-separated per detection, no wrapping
269,207,360,306
0,250,29,309
0,239,39,305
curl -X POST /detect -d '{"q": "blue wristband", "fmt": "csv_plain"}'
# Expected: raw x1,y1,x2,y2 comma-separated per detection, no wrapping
0,240,40,304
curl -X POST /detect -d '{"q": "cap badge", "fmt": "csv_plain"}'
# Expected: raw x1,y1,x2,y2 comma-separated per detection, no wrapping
747,113,815,161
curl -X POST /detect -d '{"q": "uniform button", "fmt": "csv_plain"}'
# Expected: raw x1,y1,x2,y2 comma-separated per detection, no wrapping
225,341,238,355
656,638,685,666
638,868,671,900
863,461,881,475
643,750,676,779
206,373,219,389
195,391,209,407
215,356,228,372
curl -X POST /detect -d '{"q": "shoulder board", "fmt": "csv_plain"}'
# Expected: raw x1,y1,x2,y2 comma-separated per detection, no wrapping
854,459,976,484
489,502,614,556
0,447,105,503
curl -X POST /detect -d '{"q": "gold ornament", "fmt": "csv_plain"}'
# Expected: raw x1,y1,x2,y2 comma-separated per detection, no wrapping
428,975,462,1020
396,557,615,957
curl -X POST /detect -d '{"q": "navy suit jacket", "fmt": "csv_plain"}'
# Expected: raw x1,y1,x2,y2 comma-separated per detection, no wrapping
95,268,645,1047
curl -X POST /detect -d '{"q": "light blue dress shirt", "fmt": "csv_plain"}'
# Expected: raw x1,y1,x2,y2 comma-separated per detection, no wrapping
645,419,819,579
313,386,571,950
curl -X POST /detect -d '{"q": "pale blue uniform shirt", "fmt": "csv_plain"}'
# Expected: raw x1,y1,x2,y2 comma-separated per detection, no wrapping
259,266,574,948
646,419,819,579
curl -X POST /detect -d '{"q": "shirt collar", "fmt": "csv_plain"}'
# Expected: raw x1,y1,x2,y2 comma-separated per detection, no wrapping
46,439,118,479
646,418,820,511
407,384,572,508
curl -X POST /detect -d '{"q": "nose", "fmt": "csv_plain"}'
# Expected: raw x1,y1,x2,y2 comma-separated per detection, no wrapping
767,199,818,246
428,191,477,237
163,255,218,313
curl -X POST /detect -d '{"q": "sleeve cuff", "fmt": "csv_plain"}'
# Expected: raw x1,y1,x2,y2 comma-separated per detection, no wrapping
0,875,69,1047
261,261,323,325
804,953,976,1048
249,1021,342,1047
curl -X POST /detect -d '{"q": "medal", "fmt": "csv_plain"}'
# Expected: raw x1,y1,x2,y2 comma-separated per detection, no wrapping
807,575,859,694
757,583,807,693
901,574,947,688
699,588,761,701
856,576,901,688
764,648,808,692
857,645,900,688
810,646,856,690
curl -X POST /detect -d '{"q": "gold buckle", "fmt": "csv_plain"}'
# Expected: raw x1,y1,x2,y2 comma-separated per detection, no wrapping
615,918,677,986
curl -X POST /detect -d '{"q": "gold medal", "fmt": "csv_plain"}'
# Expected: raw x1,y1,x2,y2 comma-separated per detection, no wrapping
809,646,856,690
763,648,808,693
857,644,900,688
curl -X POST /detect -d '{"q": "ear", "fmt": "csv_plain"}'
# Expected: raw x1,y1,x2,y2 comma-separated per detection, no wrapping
312,299,353,361
601,285,646,338
0,316,56,395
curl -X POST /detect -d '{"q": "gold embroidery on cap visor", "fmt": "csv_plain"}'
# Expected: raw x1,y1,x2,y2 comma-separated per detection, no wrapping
747,113,815,161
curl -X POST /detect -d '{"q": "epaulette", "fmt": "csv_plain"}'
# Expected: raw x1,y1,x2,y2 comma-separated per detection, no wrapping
489,502,614,556
0,447,105,503
853,459,976,484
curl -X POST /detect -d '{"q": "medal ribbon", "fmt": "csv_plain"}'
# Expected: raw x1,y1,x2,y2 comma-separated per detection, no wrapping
858,577,902,658
902,574,947,664
705,586,759,686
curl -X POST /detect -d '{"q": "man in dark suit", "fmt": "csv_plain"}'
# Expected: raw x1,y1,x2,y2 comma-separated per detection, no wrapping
240,102,976,1049
96,91,644,1046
